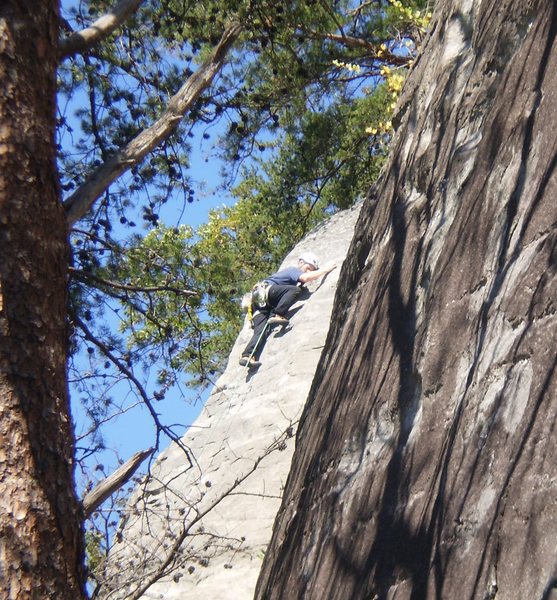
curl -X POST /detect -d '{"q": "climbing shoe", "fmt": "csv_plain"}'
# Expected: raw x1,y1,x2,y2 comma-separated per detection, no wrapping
268,315,289,326
239,356,261,368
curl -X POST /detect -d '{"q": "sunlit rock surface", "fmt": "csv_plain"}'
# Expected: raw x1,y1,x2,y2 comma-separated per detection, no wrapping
99,204,361,599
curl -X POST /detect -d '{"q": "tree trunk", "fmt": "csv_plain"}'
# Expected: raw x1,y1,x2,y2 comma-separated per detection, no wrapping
0,2,85,598
257,1,557,599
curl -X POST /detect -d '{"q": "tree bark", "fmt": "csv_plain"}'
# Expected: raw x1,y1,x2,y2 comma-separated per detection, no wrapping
0,2,85,598
257,1,557,599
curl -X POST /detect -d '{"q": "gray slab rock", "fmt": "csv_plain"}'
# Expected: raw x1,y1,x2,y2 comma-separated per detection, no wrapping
98,204,361,600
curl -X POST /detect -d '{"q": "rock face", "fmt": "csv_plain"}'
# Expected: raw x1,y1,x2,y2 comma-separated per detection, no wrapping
256,1,557,599
99,206,360,599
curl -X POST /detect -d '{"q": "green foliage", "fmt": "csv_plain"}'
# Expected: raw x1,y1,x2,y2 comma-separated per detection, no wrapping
255,86,394,211
85,530,105,577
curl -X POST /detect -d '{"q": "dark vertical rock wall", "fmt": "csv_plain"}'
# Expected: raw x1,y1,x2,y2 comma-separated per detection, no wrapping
256,1,557,599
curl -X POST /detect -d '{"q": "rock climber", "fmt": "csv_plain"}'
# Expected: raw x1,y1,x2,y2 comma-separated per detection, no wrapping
239,252,337,368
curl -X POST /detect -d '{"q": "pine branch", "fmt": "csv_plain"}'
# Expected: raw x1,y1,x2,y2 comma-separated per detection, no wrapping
71,310,193,465
302,28,412,67
69,267,198,297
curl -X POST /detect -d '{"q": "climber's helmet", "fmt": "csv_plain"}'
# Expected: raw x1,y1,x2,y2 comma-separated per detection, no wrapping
298,252,319,271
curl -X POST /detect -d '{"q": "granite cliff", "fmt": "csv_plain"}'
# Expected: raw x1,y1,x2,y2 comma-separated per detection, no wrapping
99,205,361,599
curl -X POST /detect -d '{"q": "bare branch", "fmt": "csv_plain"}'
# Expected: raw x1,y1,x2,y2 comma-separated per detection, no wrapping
83,448,154,518
64,22,243,226
59,0,144,60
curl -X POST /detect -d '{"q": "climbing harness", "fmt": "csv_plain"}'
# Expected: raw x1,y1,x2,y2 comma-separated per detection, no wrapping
251,281,270,308
241,282,271,325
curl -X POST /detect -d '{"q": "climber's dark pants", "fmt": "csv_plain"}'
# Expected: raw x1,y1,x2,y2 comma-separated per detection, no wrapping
267,284,303,317
242,284,303,359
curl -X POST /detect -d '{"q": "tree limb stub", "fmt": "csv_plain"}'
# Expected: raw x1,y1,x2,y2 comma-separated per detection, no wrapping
59,0,144,60
64,22,243,226
82,448,154,518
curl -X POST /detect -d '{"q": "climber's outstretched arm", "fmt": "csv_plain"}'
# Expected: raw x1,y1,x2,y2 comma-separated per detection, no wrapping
298,264,337,284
